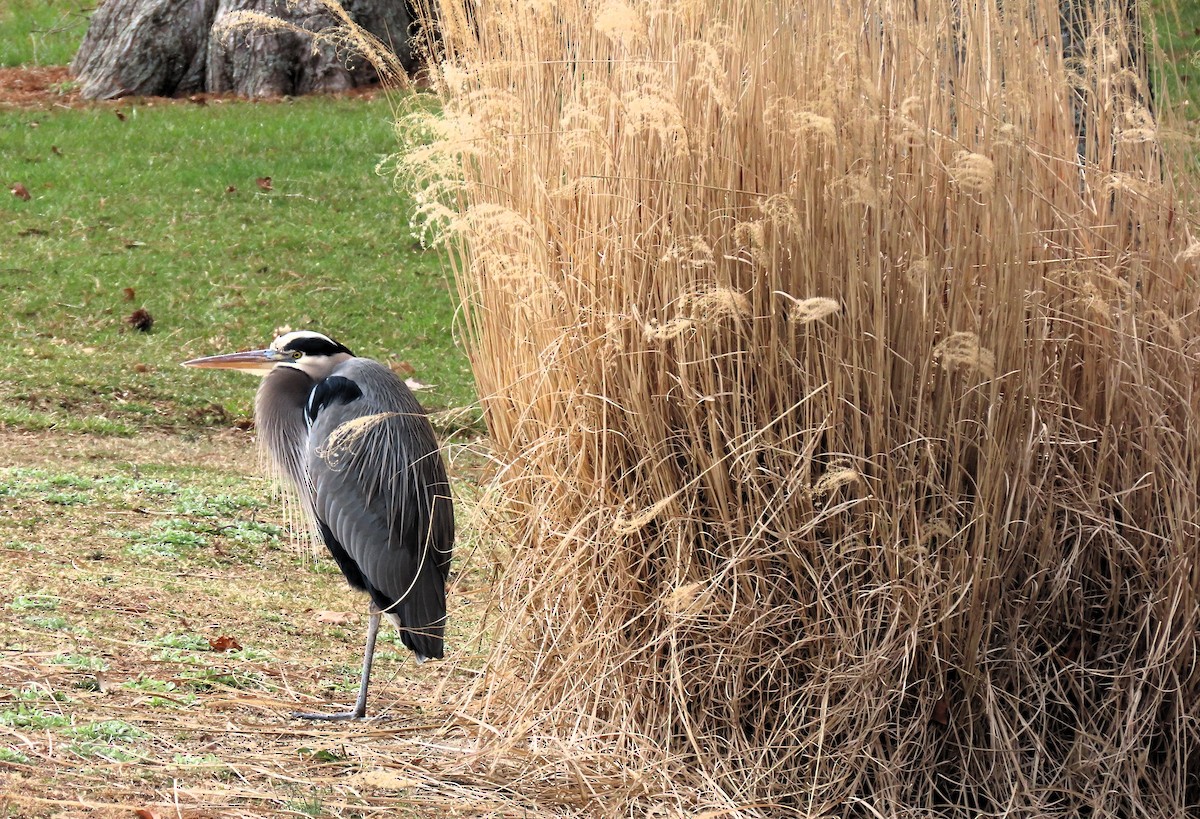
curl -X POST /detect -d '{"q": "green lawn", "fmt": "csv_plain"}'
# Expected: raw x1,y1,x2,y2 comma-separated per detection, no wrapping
0,0,91,67
1,93,474,434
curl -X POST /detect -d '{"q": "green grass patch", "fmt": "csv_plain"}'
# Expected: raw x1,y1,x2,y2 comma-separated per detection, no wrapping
150,632,271,676
0,465,292,564
123,676,199,708
1,93,473,437
7,592,60,612
152,632,210,652
12,686,71,704
298,746,348,764
0,468,281,568
3,467,178,503
177,668,264,692
0,705,71,730
0,0,91,67
23,614,71,631
0,747,31,765
2,538,44,553
0,406,138,435
68,719,146,742
122,519,209,559
172,752,232,776
1149,1,1200,120
169,489,268,517
44,490,90,505
66,740,142,762
50,652,108,672
220,519,283,545
120,514,281,564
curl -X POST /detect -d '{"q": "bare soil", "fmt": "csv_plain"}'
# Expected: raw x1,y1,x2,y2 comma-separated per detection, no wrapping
0,65,384,110
0,66,83,108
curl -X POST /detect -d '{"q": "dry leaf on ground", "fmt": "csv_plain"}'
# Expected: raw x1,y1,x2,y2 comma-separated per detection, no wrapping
209,634,243,652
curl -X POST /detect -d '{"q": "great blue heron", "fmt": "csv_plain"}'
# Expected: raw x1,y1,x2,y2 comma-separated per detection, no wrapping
183,330,454,720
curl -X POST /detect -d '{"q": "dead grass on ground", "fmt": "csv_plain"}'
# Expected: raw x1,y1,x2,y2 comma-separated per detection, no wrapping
0,428,541,818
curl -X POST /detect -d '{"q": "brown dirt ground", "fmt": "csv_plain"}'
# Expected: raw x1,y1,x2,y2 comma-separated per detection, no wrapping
0,428,519,818
0,66,83,108
0,65,385,110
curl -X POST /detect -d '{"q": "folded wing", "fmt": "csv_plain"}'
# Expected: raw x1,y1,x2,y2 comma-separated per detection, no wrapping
305,359,454,660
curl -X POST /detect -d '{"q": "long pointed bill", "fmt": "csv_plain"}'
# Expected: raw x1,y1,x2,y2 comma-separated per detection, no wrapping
181,348,287,375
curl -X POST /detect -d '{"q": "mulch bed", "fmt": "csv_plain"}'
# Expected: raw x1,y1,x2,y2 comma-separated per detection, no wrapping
0,65,82,108
0,65,385,110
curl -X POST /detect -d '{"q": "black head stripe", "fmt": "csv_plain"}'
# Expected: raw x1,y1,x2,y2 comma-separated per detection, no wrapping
283,335,355,357
306,376,364,424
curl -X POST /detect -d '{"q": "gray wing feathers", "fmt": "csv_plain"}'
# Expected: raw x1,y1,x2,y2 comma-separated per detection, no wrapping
306,360,453,656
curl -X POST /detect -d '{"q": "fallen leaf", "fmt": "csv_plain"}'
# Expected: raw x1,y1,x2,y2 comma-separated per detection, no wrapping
208,634,242,652
225,185,237,194
133,808,161,819
123,239,146,249
122,287,136,301
17,227,47,236
133,363,151,373
51,145,62,156
10,183,31,201
126,308,154,332
931,696,950,726
115,109,126,121
313,610,356,625
27,121,39,128
405,378,433,391
389,360,416,375
256,176,273,191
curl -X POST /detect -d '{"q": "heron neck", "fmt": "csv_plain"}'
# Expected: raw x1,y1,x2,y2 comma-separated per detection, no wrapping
256,366,316,501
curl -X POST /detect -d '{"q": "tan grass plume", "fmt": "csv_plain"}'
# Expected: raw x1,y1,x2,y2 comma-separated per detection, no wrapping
405,0,1200,814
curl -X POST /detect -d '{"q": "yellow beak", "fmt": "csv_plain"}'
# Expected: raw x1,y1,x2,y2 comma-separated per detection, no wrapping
181,348,287,375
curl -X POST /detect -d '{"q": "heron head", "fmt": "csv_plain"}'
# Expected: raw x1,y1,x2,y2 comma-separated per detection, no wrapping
183,330,356,379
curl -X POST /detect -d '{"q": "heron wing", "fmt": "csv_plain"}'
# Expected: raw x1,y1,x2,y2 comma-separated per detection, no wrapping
305,359,454,659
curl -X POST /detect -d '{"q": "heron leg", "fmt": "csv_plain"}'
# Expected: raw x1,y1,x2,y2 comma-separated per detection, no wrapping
292,608,380,722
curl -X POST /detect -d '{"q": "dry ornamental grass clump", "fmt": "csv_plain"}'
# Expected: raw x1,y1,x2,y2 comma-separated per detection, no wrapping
396,0,1200,813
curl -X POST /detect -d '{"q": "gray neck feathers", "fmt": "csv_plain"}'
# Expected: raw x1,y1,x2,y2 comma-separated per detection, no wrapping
256,366,317,518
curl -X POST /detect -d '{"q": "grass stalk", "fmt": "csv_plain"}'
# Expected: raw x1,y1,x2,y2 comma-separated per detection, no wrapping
410,0,1200,813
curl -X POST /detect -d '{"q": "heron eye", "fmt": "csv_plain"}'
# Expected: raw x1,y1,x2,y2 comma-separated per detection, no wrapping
291,350,303,360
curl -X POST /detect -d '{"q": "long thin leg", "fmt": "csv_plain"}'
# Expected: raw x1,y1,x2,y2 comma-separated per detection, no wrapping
293,609,380,721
